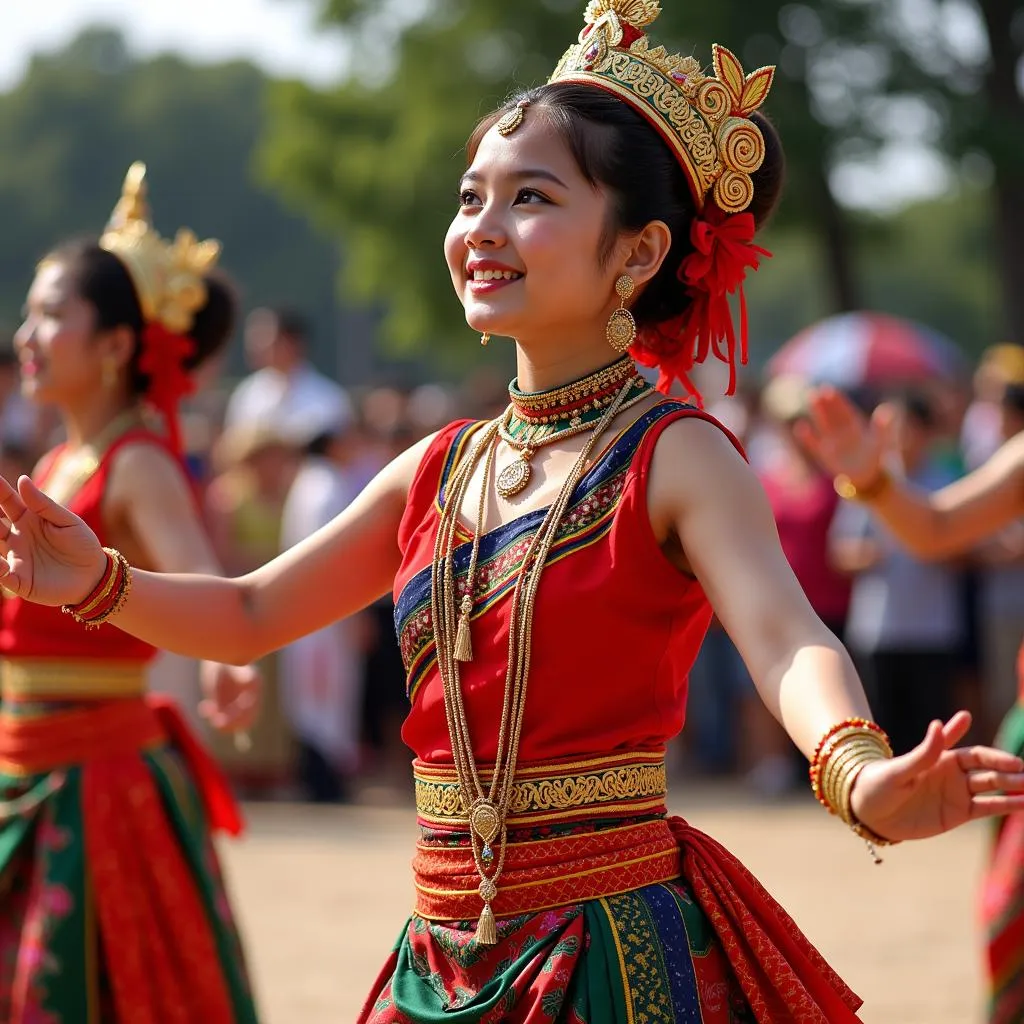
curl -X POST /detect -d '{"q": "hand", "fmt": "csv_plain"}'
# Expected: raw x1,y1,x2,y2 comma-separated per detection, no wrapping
851,712,1024,842
795,387,893,489
0,475,107,606
198,661,261,733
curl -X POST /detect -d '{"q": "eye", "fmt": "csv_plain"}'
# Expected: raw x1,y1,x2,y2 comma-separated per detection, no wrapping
458,189,481,207
515,188,549,205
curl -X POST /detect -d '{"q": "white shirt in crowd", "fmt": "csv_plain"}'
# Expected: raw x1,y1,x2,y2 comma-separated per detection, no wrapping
224,363,352,445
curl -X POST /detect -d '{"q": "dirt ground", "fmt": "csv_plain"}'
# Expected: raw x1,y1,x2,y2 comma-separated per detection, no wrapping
221,784,992,1023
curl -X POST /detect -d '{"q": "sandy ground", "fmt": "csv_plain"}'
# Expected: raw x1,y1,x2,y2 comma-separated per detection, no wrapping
221,785,992,1024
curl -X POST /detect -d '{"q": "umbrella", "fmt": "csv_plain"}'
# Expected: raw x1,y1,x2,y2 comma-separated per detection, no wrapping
766,312,967,388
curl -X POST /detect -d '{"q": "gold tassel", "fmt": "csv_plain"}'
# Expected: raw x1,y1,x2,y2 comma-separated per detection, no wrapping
475,903,497,946
454,595,474,662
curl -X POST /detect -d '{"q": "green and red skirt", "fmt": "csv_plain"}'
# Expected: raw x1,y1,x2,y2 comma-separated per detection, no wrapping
0,693,257,1023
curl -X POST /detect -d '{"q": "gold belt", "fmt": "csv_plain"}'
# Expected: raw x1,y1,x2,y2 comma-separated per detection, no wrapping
414,750,668,829
1,659,147,701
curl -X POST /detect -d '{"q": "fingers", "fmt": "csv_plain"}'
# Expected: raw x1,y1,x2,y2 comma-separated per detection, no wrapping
941,710,973,748
17,477,79,527
970,796,1024,820
957,745,1024,774
966,771,1024,796
888,719,947,781
0,476,28,524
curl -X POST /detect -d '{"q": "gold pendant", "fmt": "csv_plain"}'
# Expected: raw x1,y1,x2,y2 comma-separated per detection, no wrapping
470,800,501,845
497,452,531,498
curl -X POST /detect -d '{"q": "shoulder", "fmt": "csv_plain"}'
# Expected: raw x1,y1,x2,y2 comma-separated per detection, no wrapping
648,406,747,469
105,438,191,505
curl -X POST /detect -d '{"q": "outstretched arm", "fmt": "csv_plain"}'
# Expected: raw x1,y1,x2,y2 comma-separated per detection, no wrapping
649,417,1024,843
799,386,1024,559
0,433,436,665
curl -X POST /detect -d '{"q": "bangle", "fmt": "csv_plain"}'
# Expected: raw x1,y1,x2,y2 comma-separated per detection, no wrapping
834,469,891,502
62,548,133,629
809,717,899,862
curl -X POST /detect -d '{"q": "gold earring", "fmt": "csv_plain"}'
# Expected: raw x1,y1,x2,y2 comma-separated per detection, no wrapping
102,356,118,390
606,276,637,353
480,332,491,347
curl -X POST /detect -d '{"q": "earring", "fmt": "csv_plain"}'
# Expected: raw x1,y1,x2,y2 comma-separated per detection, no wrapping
101,356,118,390
480,332,491,347
606,275,637,353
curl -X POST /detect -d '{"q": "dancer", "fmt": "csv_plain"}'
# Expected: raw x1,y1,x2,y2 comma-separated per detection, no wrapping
0,6,1021,1020
0,163,260,1022
801,382,1024,1024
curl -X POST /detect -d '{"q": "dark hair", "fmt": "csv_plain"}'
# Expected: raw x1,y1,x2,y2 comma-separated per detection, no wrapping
46,240,237,398
1002,382,1024,417
891,390,937,430
467,82,785,333
256,306,310,346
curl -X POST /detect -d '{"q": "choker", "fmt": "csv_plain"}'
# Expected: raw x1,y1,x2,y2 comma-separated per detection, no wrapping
497,360,653,498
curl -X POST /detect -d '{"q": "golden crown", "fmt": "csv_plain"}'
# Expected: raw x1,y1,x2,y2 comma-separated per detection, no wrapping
549,1,775,214
99,163,221,336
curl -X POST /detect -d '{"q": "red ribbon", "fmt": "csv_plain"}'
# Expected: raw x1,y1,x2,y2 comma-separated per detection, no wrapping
634,206,771,403
139,322,197,455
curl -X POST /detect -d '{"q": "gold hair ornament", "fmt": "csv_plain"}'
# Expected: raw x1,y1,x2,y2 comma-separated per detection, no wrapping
550,1,775,213
99,162,221,336
496,100,530,137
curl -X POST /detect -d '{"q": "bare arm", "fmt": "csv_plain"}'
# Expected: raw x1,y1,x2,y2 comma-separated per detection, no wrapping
801,387,1024,560
649,419,869,759
0,433,438,665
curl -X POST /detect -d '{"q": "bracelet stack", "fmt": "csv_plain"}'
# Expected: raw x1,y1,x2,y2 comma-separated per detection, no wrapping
810,717,898,863
61,548,133,630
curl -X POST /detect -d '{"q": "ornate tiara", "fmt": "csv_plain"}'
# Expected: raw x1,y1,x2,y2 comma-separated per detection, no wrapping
100,162,221,336
549,1,775,214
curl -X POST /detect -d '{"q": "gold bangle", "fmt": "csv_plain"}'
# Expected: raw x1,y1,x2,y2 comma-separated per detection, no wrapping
834,468,891,502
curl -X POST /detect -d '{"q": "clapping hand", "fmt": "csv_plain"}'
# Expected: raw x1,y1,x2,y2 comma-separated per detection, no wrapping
852,713,1024,842
199,661,261,734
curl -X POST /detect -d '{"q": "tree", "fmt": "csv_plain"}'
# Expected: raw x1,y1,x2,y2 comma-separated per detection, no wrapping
0,28,346,377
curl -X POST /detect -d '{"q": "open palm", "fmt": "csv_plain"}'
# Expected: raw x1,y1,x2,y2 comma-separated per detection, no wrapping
852,713,1024,842
796,386,890,486
0,475,108,607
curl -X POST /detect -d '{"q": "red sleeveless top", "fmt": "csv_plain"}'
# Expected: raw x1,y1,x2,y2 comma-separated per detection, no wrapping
0,429,180,662
393,401,742,766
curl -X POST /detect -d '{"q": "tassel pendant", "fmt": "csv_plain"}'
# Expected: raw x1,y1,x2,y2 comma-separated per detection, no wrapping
454,594,474,662
475,902,497,945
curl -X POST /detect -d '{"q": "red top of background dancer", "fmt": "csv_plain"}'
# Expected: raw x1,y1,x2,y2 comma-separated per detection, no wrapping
0,428,180,661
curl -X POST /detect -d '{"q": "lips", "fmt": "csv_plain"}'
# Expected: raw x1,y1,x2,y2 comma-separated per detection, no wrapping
466,259,524,292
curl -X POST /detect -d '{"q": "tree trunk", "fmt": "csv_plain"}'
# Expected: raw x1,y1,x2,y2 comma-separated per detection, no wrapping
977,0,1024,340
815,163,861,313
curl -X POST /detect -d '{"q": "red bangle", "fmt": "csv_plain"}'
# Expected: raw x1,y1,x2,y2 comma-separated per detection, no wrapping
809,718,890,810
62,548,133,629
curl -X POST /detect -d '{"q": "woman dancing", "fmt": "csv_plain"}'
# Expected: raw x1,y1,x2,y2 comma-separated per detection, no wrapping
0,5,1021,1020
0,163,260,1022
802,383,1024,1024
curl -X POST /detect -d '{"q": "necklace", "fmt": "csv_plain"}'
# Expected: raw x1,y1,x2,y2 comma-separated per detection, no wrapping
42,408,146,505
497,371,653,499
430,376,636,945
508,354,637,424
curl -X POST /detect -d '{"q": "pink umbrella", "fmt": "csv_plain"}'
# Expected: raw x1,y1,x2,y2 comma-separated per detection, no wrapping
767,312,966,387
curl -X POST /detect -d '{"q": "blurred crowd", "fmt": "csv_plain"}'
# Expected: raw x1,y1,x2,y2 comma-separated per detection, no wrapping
3,306,1024,804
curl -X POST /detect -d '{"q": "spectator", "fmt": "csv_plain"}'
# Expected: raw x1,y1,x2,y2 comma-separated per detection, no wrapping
224,307,352,445
830,391,965,754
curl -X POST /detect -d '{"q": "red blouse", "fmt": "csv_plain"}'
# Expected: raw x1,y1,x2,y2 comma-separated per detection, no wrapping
0,429,179,662
393,402,742,766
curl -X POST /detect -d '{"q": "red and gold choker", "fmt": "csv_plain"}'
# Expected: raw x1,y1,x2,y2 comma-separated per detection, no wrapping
508,355,642,426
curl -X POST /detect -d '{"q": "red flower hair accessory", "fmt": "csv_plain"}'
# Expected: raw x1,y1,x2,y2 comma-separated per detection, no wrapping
139,322,197,455
634,206,771,402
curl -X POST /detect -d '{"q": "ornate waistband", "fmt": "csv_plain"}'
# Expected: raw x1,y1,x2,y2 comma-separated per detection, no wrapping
0,659,147,701
413,750,668,830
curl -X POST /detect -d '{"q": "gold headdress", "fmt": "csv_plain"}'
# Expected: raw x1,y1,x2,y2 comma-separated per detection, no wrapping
100,162,221,335
549,1,775,214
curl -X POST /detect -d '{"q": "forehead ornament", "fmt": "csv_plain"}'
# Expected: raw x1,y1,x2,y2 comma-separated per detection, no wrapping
496,99,531,137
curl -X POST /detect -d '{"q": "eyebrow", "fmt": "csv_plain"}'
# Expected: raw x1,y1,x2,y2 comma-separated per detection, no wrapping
460,168,569,189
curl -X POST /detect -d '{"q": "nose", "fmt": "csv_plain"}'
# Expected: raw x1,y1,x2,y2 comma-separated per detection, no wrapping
464,202,508,251
13,318,33,352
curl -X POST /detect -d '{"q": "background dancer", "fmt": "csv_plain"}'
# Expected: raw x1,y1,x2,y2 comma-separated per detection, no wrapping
0,163,261,1022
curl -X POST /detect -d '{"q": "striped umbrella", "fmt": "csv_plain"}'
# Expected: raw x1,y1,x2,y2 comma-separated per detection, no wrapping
767,312,966,387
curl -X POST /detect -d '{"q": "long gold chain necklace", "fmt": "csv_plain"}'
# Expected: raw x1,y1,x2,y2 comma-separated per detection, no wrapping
429,377,636,945
496,375,652,498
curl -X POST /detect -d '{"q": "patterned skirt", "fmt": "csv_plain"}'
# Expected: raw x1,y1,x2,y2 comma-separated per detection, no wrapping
0,693,258,1023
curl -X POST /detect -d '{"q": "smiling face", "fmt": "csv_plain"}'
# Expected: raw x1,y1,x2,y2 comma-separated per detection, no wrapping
14,261,108,406
445,112,630,348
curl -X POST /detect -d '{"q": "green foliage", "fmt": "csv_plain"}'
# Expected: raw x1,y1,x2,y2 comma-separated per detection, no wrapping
0,27,343,376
